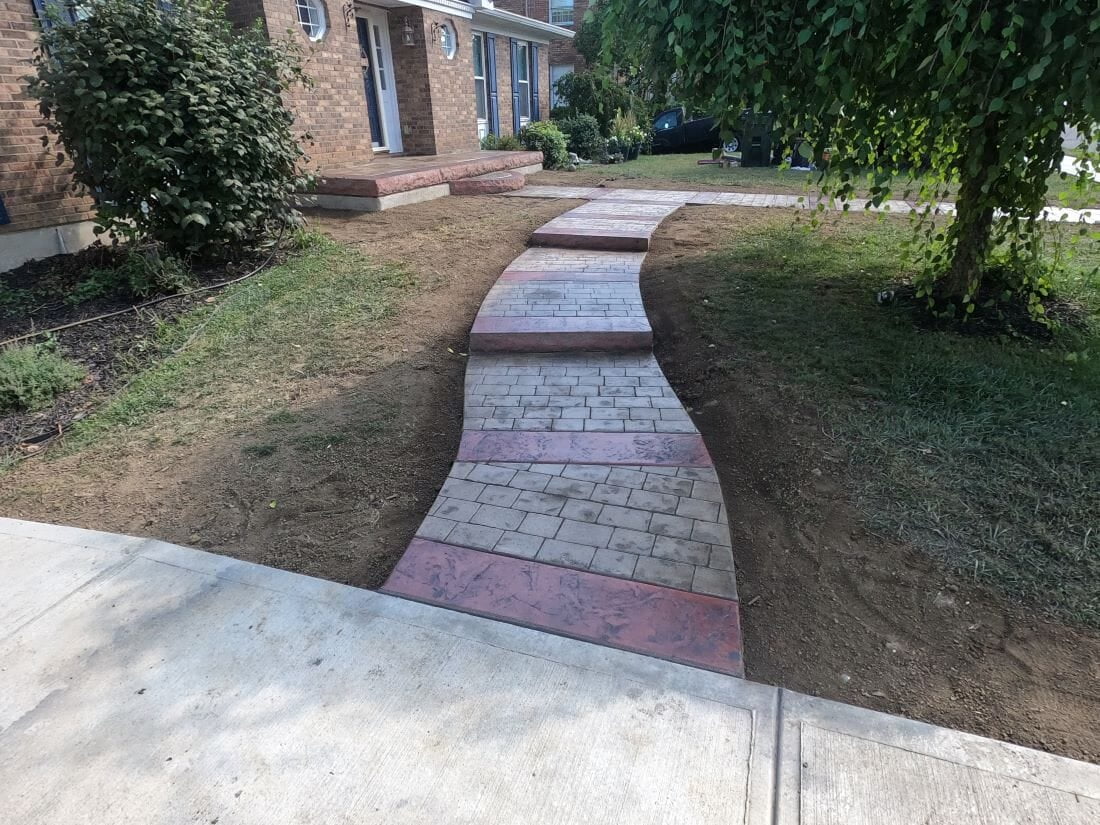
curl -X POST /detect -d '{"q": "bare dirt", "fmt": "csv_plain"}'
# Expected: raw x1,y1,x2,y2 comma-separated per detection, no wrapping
2,193,1098,763
0,195,577,587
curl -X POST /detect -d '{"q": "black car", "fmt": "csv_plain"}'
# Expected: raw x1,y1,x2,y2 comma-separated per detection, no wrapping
651,107,721,153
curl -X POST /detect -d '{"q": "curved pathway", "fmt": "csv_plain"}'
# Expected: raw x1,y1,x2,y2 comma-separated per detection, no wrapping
382,193,745,677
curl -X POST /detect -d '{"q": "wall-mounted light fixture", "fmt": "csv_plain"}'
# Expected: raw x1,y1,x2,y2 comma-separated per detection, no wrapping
342,1,354,30
430,21,441,44
402,16,415,46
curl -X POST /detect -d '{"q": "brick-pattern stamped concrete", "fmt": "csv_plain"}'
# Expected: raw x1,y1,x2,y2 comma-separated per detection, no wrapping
415,461,736,598
385,190,745,674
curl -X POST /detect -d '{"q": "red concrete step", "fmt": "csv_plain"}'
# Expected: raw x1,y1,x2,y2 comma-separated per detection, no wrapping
317,151,544,198
530,227,652,252
382,539,744,677
450,171,527,195
469,316,652,352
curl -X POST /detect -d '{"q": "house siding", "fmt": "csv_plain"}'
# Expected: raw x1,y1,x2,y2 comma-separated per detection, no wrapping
0,0,96,236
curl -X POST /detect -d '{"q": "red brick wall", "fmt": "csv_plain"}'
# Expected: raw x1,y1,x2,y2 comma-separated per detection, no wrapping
422,11,478,154
495,0,586,70
0,0,97,235
386,9,479,156
245,0,375,169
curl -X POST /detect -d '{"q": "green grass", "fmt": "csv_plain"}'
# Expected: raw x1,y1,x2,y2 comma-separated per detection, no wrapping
686,215,1100,626
0,340,85,413
63,238,412,449
541,153,1100,207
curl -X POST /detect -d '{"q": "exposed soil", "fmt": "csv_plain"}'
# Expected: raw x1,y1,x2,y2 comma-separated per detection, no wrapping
0,195,577,587
2,194,1097,762
643,208,1100,763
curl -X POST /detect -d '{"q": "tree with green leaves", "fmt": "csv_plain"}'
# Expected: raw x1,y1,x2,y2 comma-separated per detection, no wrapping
600,1,1099,311
30,0,311,258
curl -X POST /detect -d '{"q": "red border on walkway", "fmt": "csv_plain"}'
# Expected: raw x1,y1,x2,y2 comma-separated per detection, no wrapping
382,539,744,677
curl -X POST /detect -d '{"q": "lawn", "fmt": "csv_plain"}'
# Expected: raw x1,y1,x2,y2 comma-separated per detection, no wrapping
531,152,1100,207
661,212,1100,626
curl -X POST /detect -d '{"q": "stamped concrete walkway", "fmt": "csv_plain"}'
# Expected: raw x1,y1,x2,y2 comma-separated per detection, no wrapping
382,193,745,675
2,517,1098,824
506,185,1100,223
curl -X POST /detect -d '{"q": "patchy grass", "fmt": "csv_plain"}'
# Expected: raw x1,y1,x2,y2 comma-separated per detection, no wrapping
63,237,412,450
536,152,1100,206
680,212,1100,626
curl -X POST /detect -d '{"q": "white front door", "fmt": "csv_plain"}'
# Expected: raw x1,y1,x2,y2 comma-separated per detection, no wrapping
359,10,402,154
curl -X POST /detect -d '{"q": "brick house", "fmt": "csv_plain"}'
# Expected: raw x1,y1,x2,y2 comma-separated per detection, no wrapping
493,0,588,108
0,0,572,270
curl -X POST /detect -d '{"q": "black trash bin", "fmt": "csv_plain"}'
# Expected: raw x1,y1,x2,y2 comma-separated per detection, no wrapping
738,110,774,167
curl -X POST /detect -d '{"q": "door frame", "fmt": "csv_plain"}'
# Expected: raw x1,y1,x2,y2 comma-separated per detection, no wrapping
359,9,403,154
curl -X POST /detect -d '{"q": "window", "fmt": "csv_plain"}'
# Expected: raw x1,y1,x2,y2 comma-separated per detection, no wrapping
473,32,489,138
295,0,326,42
550,64,573,108
516,42,530,121
655,109,683,131
550,0,574,26
439,22,456,59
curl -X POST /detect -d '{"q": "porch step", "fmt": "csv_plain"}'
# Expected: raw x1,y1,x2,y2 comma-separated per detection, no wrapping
316,151,544,198
450,171,527,195
381,538,745,677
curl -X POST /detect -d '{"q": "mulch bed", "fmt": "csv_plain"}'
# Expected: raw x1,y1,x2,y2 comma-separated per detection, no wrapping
0,243,275,453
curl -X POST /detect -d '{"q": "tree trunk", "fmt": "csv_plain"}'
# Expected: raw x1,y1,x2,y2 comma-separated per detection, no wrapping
937,126,999,300
937,185,995,299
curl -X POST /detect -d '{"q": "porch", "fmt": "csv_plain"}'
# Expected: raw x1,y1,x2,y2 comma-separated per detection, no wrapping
307,150,545,212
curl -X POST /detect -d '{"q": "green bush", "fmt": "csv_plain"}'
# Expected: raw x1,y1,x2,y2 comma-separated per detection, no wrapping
553,114,605,161
519,122,570,170
0,341,85,413
480,132,524,151
552,70,640,136
67,248,192,305
29,0,311,258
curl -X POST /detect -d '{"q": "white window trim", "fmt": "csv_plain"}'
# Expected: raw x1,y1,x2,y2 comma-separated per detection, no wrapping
549,0,574,27
296,0,327,42
472,32,489,138
516,42,531,124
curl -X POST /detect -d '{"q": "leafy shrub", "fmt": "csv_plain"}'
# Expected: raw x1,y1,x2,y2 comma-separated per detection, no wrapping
553,114,605,161
0,341,85,413
480,132,524,151
67,248,191,305
29,0,311,258
553,70,641,136
519,122,571,170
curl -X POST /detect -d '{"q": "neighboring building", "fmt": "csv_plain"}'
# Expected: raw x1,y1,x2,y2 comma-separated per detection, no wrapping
493,0,588,108
0,0,572,270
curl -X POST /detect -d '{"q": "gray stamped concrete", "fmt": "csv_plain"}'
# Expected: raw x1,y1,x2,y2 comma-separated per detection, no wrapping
416,461,737,598
2,517,1098,825
464,352,696,434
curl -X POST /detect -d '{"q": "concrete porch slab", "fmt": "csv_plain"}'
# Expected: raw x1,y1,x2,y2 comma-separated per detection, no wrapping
315,151,544,198
1,517,1098,824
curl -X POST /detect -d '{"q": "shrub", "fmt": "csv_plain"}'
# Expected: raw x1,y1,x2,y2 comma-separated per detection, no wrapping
553,114,605,161
553,70,640,136
29,0,311,259
0,341,85,413
519,122,570,170
480,132,524,151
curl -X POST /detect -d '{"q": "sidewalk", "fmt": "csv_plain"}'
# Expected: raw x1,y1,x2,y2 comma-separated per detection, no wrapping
0,517,1097,824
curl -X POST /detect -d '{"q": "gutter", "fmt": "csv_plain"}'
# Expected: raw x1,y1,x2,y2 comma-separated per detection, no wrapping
473,6,575,40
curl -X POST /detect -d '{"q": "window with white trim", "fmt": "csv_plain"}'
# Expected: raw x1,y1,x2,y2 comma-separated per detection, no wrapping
295,0,326,42
439,22,456,59
550,64,573,108
550,0,574,26
516,42,530,122
472,32,489,139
